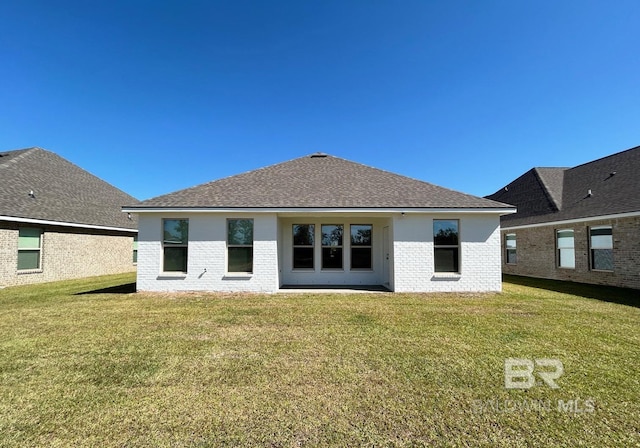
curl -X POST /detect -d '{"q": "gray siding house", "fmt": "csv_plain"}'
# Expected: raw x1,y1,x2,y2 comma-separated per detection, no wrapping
486,145,640,290
0,147,138,287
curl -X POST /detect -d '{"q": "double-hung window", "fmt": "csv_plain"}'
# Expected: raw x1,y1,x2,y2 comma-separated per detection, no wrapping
433,220,460,273
293,224,314,269
321,224,343,269
350,224,372,269
133,235,138,263
163,219,188,273
18,227,42,270
505,234,517,264
556,230,575,268
590,226,613,271
228,219,253,273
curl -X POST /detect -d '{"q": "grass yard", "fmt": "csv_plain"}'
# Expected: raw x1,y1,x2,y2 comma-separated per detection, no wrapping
0,274,638,447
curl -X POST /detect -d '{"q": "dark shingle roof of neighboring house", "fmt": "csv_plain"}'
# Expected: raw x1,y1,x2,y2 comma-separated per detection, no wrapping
534,167,566,211
129,153,512,210
486,145,640,227
0,147,138,230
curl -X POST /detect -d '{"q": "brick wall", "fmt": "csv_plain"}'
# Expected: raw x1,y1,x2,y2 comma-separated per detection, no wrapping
501,216,640,290
136,213,280,293
0,223,136,287
392,214,503,292
137,212,504,293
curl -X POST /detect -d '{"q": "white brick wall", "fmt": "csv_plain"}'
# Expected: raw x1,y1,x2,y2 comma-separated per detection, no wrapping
392,214,502,292
136,212,502,293
137,213,279,293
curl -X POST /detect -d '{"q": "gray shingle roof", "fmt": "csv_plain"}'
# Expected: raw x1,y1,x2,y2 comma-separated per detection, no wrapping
486,145,640,227
486,168,565,222
0,147,138,230
131,153,512,210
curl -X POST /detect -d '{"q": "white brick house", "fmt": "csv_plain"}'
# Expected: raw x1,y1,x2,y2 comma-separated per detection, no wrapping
125,154,514,293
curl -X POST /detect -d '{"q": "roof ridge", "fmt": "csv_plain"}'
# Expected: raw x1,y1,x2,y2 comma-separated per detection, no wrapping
0,147,39,169
148,152,506,205
135,152,514,209
568,144,640,171
1,147,138,229
140,154,317,202
327,153,509,205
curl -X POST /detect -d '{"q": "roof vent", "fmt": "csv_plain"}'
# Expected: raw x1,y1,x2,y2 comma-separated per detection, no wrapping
310,152,328,158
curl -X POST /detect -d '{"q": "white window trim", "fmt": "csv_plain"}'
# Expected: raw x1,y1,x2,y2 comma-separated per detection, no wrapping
505,233,517,265
556,229,575,269
589,225,613,272
17,227,43,273
133,236,138,265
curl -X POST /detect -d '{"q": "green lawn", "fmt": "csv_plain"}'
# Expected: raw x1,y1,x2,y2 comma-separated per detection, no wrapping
0,274,638,447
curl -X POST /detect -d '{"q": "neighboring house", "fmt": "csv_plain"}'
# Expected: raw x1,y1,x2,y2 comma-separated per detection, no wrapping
124,153,514,293
0,147,138,287
486,145,640,290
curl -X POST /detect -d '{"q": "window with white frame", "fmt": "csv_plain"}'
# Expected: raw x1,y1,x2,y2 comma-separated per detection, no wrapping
17,227,42,270
321,224,343,269
556,229,575,268
133,235,138,264
433,220,460,273
293,224,314,269
505,233,517,264
350,224,372,269
228,219,253,273
590,226,613,271
163,219,188,272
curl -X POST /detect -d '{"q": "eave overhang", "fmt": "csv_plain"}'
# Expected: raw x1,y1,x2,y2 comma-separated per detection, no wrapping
123,206,517,216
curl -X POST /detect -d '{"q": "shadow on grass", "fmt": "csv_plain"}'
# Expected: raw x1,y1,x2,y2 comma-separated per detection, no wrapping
76,283,137,295
504,274,639,309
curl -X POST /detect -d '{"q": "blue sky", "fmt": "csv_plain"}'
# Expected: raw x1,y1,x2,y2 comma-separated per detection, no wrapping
1,1,639,201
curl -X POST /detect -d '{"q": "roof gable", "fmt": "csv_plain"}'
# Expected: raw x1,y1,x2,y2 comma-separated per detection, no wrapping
0,147,138,230
133,154,511,210
535,167,566,211
486,168,565,221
